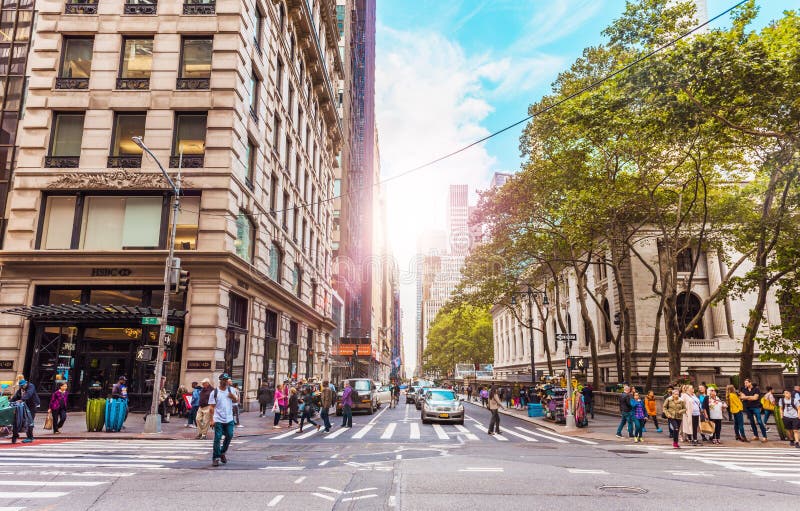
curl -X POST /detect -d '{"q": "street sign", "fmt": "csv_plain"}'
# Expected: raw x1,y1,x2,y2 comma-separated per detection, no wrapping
555,333,577,342
165,325,176,334
141,317,161,325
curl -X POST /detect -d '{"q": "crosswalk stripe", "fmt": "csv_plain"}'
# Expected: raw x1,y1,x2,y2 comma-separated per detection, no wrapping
296,428,321,439
272,429,301,440
0,453,191,460
469,422,508,441
432,424,449,440
0,457,177,464
352,424,373,439
0,463,168,469
454,424,479,441
324,427,349,439
380,423,397,439
0,507,25,511
515,427,568,443
497,428,537,442
0,481,107,487
409,423,420,440
0,491,68,498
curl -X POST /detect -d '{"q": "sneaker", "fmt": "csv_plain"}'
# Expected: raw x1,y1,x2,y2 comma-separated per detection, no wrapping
795,443,800,449
184,424,190,428
791,441,796,447
220,454,227,464
236,425,244,428
202,435,207,440
760,437,768,443
673,442,680,449
656,428,662,433
212,458,220,467
765,427,771,433
21,438,33,444
195,434,202,439
189,425,197,429
615,434,623,438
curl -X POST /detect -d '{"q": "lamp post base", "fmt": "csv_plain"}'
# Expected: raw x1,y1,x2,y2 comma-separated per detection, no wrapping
143,414,162,434
564,414,577,431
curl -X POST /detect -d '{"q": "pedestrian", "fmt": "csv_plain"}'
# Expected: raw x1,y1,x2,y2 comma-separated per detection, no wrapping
480,387,489,408
512,384,521,409
287,387,299,428
663,388,686,449
663,386,674,436
111,375,129,427
159,376,171,423
726,384,747,442
581,385,594,419
487,385,504,435
209,374,238,467
49,382,68,434
760,386,775,429
683,385,702,445
186,381,199,428
707,387,726,444
778,389,800,448
697,384,709,441
10,378,39,443
341,380,354,428
257,382,271,417
644,390,661,433
616,385,633,439
320,380,333,432
231,383,243,428
279,381,290,422
298,388,321,433
272,385,285,429
739,378,768,442
195,378,214,440
467,386,473,402
630,391,646,442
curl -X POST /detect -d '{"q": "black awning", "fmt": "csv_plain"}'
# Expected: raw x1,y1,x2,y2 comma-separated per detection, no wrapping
1,304,187,322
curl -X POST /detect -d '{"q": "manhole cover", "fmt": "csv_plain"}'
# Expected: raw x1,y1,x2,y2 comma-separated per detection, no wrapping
598,485,647,495
266,455,295,461
607,449,647,455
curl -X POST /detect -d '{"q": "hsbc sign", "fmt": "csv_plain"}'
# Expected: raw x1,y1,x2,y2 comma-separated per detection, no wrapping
91,268,133,277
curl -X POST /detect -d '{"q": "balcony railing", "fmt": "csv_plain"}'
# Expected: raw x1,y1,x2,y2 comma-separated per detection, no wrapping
183,1,214,14
64,0,98,14
45,156,80,168
124,0,157,14
116,78,150,90
107,155,142,168
169,154,204,168
176,77,210,90
55,77,89,90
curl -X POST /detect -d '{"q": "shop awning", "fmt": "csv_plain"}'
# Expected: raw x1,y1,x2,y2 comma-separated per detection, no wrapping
1,304,187,322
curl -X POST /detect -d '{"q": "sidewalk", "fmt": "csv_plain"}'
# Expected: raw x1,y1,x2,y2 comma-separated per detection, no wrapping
5,410,285,441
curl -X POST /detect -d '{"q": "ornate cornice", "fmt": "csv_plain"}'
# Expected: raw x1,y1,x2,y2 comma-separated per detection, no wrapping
46,169,192,190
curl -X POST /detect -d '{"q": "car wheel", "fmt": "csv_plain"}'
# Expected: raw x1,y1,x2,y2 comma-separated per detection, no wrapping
367,403,374,415
421,414,430,425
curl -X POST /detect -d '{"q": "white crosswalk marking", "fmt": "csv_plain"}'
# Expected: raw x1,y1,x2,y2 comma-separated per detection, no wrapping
352,424,374,439
272,428,301,440
324,427,350,439
296,428,321,439
380,423,397,439
515,426,568,443
469,421,508,441
432,424,449,440
454,424,479,441
497,428,538,442
409,423,421,439
656,446,800,484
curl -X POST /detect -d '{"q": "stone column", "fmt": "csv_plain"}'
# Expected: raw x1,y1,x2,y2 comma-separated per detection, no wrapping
706,249,730,338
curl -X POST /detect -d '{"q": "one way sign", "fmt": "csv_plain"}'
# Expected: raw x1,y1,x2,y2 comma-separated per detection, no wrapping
555,333,577,342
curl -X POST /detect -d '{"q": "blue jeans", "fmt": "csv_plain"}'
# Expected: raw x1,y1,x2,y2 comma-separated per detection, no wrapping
733,411,746,439
745,407,767,438
321,408,332,431
212,421,235,460
617,411,633,437
762,409,773,425
633,418,644,438
187,407,197,426
342,405,353,427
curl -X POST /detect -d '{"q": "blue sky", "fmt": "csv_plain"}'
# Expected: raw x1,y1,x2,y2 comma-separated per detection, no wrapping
373,0,792,374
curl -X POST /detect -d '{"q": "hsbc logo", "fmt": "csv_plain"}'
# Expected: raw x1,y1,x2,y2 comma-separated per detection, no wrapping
91,268,133,277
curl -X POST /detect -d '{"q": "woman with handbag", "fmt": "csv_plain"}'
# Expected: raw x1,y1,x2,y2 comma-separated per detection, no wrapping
272,386,285,429
685,385,702,445
726,384,747,442
49,382,68,434
663,388,686,449
707,387,726,444
287,387,299,428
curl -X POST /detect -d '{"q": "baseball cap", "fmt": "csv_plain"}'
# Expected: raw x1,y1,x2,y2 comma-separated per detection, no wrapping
219,373,231,380
18,379,27,386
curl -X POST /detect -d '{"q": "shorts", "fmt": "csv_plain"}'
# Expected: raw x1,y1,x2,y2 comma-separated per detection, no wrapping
783,417,799,431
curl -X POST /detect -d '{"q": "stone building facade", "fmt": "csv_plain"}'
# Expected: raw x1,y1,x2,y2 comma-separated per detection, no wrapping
0,0,344,410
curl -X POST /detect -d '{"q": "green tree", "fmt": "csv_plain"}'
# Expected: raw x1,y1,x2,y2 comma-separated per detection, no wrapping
422,304,493,377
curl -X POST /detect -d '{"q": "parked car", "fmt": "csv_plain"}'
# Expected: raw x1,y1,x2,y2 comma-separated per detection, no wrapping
335,378,378,415
420,388,464,425
375,384,392,407
406,386,418,404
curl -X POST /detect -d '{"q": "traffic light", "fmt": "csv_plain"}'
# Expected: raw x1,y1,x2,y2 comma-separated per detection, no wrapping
169,258,190,293
176,269,190,293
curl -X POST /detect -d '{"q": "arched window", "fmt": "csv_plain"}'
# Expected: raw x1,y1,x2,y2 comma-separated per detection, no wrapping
677,292,704,339
268,241,283,282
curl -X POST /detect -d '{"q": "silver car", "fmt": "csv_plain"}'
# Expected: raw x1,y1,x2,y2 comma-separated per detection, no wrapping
375,383,392,408
420,388,464,425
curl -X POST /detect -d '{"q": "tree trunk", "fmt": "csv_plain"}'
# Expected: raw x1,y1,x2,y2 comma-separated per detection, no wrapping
739,277,768,380
574,260,600,387
646,293,666,391
610,234,632,382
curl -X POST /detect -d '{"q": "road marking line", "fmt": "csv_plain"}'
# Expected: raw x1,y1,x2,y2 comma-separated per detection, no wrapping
294,476,306,484
396,454,402,460
272,429,300,440
0,463,166,469
349,488,378,493
259,466,305,471
514,427,568,443
0,481,108,487
267,495,284,507
381,423,397,439
389,495,397,507
368,405,390,425
318,460,330,466
0,492,68,499
352,424,374,439
454,424,479,441
0,507,24,511
568,469,608,474
342,495,377,502
459,467,504,472
296,428,321,439
498,428,538,442
528,428,598,445
312,492,336,501
318,486,342,494
469,422,508,441
432,424,449,440
409,423,420,439
324,427,349,439
330,454,340,459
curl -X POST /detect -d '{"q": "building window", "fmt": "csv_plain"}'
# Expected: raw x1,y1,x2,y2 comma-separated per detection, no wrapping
81,196,162,249
272,114,281,149
56,37,92,89
118,37,153,89
269,241,283,282
45,112,84,168
170,112,206,167
244,141,256,189
234,212,255,263
269,173,278,215
183,0,215,15
282,191,290,231
174,195,200,250
252,8,264,52
40,196,76,249
249,72,259,120
109,112,145,168
124,0,158,15
292,264,302,297
305,327,313,379
677,248,694,273
177,37,212,89
276,58,283,99
65,0,98,14
284,134,291,170
602,298,613,344
311,281,318,308
288,320,298,379
677,292,704,339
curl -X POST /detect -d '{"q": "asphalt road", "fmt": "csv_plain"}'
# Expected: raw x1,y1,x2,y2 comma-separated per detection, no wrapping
2,402,799,510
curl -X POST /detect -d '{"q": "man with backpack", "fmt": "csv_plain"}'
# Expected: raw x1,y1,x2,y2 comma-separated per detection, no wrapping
780,389,800,448
10,378,39,443
209,373,238,467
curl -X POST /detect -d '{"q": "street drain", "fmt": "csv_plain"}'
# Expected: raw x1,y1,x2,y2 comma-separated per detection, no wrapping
598,485,647,495
607,449,648,455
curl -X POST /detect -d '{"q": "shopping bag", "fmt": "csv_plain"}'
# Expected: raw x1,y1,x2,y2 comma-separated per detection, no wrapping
700,420,714,435
183,394,192,410
43,410,53,430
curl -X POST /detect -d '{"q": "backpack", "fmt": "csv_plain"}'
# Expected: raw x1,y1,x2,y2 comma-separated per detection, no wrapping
761,395,775,411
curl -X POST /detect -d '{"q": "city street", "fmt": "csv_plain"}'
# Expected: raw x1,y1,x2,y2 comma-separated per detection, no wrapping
2,403,799,510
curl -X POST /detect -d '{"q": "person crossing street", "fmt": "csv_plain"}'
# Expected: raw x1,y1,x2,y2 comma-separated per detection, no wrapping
320,380,333,432
10,378,39,444
209,374,238,467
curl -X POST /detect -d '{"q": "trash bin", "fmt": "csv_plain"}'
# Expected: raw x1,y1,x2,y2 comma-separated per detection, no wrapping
528,403,544,417
86,398,106,432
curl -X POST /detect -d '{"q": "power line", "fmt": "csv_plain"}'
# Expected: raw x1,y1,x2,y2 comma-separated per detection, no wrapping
175,0,748,223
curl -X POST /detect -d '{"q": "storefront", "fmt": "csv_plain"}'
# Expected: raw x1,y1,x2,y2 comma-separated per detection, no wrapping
6,285,186,411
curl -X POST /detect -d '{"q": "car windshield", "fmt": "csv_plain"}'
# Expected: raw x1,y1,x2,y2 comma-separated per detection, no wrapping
350,380,371,391
427,390,456,401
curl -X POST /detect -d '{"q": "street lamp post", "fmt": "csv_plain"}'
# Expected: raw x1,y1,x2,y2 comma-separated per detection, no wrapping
510,286,548,384
132,136,181,435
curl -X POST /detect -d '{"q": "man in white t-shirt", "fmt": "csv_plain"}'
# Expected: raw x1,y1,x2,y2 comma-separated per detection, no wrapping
209,373,239,467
